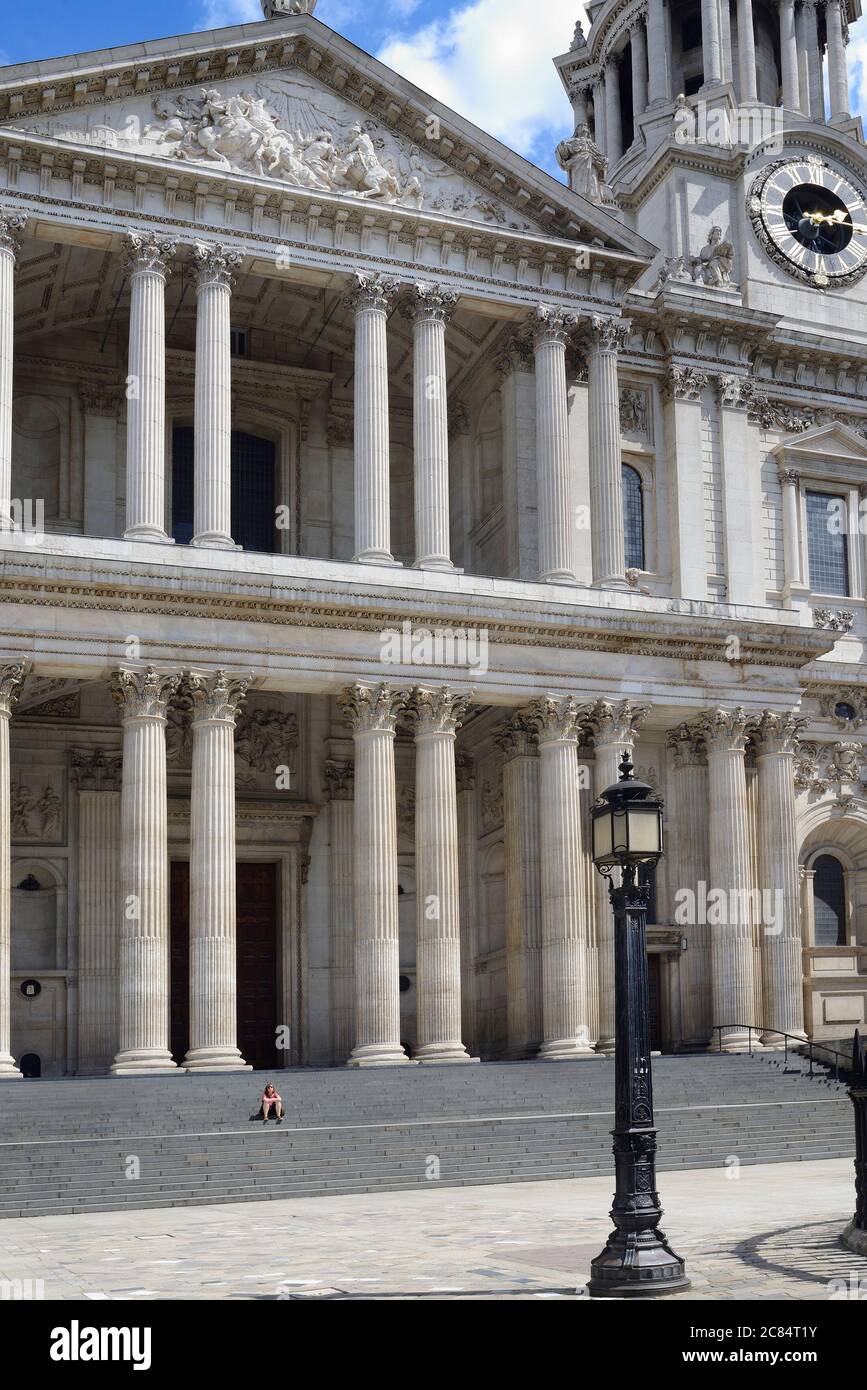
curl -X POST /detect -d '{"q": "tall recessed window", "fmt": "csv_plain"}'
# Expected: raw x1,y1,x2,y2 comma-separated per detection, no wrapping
806,490,849,596
172,427,276,553
622,463,645,570
813,854,847,947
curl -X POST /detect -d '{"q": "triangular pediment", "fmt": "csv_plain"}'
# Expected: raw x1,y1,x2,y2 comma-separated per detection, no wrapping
0,12,654,260
772,421,867,461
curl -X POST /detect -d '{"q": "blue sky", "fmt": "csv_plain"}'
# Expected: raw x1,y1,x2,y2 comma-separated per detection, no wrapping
1,0,866,178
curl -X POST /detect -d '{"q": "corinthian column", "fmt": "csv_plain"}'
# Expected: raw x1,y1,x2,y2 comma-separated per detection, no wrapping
347,272,400,565
183,671,251,1071
700,0,724,86
750,712,808,1043
646,0,670,104
698,708,756,1051
407,284,457,571
777,0,801,110
339,683,411,1066
604,59,623,165
825,0,851,119
0,212,25,527
72,749,123,1074
736,0,757,100
192,244,242,549
109,667,180,1074
0,662,26,1077
801,0,823,118
630,18,648,126
455,754,479,1053
528,696,593,1058
666,725,711,1049
587,315,630,589
325,759,355,1064
533,305,577,583
123,233,176,542
498,714,543,1057
591,699,648,1053
407,688,473,1062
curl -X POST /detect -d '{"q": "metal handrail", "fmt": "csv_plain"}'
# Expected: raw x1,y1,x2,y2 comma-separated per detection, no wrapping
712,1023,855,1083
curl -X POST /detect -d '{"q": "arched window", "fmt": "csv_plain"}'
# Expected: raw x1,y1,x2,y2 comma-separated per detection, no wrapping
622,463,645,570
813,854,847,947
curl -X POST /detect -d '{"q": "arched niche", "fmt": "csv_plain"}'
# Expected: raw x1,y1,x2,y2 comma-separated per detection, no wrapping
10,859,67,973
11,394,67,522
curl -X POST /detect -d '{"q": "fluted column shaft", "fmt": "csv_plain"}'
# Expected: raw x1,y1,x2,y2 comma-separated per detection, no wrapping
110,667,180,1073
530,698,593,1059
647,0,669,104
701,709,755,1051
667,728,712,1048
500,717,543,1057
534,307,577,583
409,689,472,1062
192,245,240,549
184,672,251,1070
455,757,479,1054
736,0,758,99
630,21,649,125
74,752,123,1073
124,234,175,542
408,285,456,571
0,663,25,1077
825,0,850,118
348,274,399,565
0,215,24,527
604,60,623,166
778,468,804,589
777,0,800,109
592,699,647,1053
701,0,724,85
588,316,629,588
326,760,355,1063
802,0,823,118
340,684,410,1066
752,714,808,1043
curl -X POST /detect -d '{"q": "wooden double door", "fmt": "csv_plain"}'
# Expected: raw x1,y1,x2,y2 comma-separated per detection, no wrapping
170,861,279,1070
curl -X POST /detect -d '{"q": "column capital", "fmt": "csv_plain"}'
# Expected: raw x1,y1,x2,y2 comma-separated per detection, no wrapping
339,681,406,735
747,709,810,755
716,374,749,409
666,722,707,768
589,697,648,746
603,55,620,78
407,686,470,736
455,751,476,792
495,328,535,378
122,230,176,279
110,666,181,722
662,364,709,401
405,282,459,325
0,210,26,260
0,661,27,718
188,670,251,724
193,241,242,290
496,712,538,760
346,270,400,314
527,694,584,744
778,467,800,487
587,314,631,354
325,758,355,800
79,381,125,416
629,7,648,35
70,748,123,791
532,303,578,348
697,705,749,753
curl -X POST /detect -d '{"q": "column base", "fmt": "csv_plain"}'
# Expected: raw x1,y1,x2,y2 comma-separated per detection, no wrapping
595,1039,616,1056
712,1031,763,1053
123,527,175,545
412,558,460,574
414,1043,478,1064
539,1038,597,1060
353,550,403,567
190,534,241,551
111,1050,180,1075
539,570,579,585
591,577,630,591
346,1042,415,1067
183,1047,252,1072
843,1220,867,1257
0,1054,23,1079
761,1031,807,1049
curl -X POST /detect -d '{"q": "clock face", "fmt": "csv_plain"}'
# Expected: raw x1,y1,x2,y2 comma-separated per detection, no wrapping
748,158,867,289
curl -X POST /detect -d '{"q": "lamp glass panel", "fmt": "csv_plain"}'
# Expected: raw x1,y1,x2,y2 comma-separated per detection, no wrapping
627,806,661,855
612,809,630,855
593,812,614,861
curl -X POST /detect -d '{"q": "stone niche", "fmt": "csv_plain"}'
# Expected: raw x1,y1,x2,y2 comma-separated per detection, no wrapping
11,394,66,521
11,863,65,972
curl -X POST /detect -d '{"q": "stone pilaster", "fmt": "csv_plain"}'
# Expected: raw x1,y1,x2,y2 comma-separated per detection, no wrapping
122,233,175,542
698,707,756,1051
407,687,473,1062
109,666,180,1074
71,749,123,1074
666,725,711,1049
455,752,479,1053
498,714,543,1057
749,711,809,1044
326,758,355,1064
346,273,400,565
184,671,252,1071
0,212,25,527
407,284,457,571
0,662,26,1077
587,316,630,589
528,696,594,1058
533,305,577,584
590,698,648,1053
339,683,411,1065
192,244,242,549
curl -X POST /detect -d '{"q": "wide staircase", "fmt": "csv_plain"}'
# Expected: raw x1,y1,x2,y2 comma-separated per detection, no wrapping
0,1052,852,1218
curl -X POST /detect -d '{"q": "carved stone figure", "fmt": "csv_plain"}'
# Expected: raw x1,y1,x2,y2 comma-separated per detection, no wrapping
691,226,735,286
556,125,610,201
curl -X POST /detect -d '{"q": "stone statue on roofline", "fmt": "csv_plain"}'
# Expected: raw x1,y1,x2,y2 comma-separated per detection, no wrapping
261,0,318,17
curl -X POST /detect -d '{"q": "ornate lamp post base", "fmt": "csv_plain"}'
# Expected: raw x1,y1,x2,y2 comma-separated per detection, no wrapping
589,1222,690,1298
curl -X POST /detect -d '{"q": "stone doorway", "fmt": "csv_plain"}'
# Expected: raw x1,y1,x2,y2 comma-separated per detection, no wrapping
170,861,279,1069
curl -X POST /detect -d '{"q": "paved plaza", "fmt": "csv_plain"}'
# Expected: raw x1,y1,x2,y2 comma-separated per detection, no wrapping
0,1158,863,1301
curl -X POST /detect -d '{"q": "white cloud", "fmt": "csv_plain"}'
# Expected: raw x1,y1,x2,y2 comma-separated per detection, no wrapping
848,16,867,118
198,0,262,30
378,0,581,161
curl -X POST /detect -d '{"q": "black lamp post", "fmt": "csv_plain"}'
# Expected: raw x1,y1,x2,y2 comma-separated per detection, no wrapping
588,753,690,1298
850,1032,866,1236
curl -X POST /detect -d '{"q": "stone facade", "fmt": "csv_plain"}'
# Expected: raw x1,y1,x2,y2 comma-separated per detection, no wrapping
0,3,866,1075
